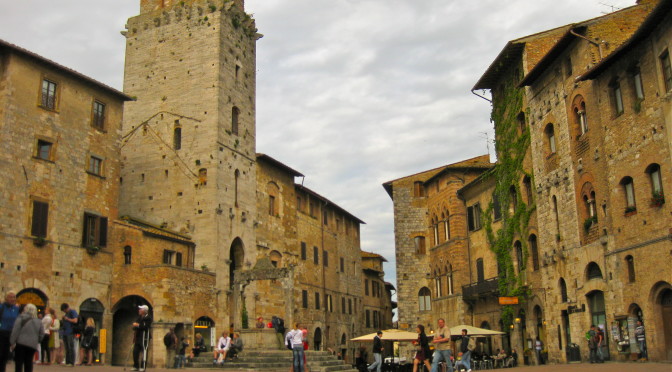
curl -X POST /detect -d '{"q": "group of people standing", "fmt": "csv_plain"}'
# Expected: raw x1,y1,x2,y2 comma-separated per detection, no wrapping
0,292,98,372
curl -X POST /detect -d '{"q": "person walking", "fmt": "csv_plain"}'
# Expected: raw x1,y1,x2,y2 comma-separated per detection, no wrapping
534,336,544,365
132,305,152,372
163,327,177,368
587,325,599,363
456,329,472,372
0,292,20,372
412,325,431,372
367,331,383,372
60,303,78,367
285,323,305,372
10,304,44,372
635,320,647,361
430,319,453,372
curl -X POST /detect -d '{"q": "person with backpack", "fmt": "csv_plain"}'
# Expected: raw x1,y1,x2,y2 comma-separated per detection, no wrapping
0,292,20,372
456,329,473,372
164,327,177,368
77,318,96,366
587,325,599,363
60,303,78,367
10,304,44,372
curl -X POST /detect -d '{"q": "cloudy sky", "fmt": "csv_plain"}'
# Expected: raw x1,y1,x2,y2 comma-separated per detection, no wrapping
1,0,634,299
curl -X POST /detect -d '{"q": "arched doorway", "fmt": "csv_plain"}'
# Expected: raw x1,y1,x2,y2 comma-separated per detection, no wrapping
587,290,609,361
80,298,104,364
518,309,528,364
194,316,215,351
16,288,48,315
229,238,245,289
111,296,151,366
340,333,347,361
658,288,672,360
313,327,322,351
533,305,545,364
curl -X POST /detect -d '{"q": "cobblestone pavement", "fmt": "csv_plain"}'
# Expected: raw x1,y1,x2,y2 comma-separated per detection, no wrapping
12,361,672,372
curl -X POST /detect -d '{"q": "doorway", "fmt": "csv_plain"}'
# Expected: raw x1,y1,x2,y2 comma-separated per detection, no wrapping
587,291,609,361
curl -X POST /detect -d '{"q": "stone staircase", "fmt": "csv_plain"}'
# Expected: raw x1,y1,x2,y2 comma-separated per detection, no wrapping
189,350,358,372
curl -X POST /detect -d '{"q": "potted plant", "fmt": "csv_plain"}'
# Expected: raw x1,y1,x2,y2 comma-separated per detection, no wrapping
33,236,47,247
651,191,665,207
624,206,637,215
86,246,100,255
583,216,597,231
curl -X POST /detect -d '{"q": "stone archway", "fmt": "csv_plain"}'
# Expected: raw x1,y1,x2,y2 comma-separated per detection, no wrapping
16,288,48,314
314,327,322,351
111,296,151,366
657,287,672,360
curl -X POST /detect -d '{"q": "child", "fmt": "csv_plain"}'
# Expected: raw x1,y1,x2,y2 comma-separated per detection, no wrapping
174,337,189,368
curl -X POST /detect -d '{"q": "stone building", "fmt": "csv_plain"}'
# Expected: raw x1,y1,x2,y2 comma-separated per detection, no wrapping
1,0,394,367
383,155,493,357
390,0,671,365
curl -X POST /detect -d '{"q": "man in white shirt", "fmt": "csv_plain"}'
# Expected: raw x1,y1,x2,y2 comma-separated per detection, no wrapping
285,323,305,372
213,331,231,365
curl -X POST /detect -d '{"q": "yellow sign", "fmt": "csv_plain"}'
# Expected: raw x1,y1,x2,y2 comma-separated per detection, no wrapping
17,293,45,307
99,329,106,354
499,297,519,305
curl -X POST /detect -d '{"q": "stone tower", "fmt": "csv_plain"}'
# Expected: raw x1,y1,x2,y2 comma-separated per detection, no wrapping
119,0,259,323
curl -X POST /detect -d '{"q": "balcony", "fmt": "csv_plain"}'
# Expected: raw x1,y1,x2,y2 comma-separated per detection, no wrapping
462,277,499,300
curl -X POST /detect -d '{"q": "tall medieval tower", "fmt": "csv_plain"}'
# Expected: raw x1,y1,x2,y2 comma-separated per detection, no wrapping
119,0,259,323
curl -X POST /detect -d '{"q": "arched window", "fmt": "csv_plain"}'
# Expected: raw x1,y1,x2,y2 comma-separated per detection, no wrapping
447,264,454,295
418,287,431,311
572,96,588,136
620,176,636,212
231,106,240,135
476,258,485,283
581,182,597,221
434,270,443,298
529,234,539,271
559,278,568,302
443,213,450,241
492,192,502,220
586,262,603,280
432,216,439,246
646,164,664,204
173,121,182,150
517,112,526,134
123,246,132,265
610,77,624,115
552,196,560,235
514,241,524,272
510,185,518,212
234,169,240,207
523,175,533,204
629,64,644,100
625,255,635,283
545,124,556,154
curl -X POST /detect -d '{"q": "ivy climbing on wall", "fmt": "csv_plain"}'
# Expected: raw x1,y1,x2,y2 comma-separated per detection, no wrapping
480,63,536,328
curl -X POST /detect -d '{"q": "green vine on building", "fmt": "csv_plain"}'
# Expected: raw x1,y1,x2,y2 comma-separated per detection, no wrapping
480,64,535,328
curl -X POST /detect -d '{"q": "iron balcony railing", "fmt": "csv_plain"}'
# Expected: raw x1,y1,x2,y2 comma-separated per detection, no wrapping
462,277,499,300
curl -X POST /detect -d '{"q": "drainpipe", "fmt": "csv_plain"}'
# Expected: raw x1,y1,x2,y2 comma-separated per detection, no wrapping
569,29,603,60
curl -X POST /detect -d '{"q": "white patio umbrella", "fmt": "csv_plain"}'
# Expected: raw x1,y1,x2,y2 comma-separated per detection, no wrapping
448,324,506,336
350,329,423,342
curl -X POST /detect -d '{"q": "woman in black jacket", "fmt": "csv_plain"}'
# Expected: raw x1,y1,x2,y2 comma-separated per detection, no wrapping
412,324,431,372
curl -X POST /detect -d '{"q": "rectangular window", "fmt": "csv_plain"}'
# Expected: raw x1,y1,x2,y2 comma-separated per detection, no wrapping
88,156,103,176
31,200,49,238
297,196,302,212
414,236,426,254
36,139,52,161
309,202,316,217
661,50,672,92
82,213,108,247
269,195,275,216
366,310,371,328
340,257,344,272
163,250,174,264
493,194,502,220
92,101,105,129
348,299,352,314
341,297,346,313
302,290,308,308
632,68,644,100
176,252,183,267
373,311,379,328
315,292,320,310
41,79,57,110
323,209,328,225
467,203,482,231
323,250,328,267
365,279,369,296
301,242,307,260
313,246,319,264
613,81,624,115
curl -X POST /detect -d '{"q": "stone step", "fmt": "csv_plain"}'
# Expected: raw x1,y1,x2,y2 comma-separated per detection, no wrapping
188,349,356,372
